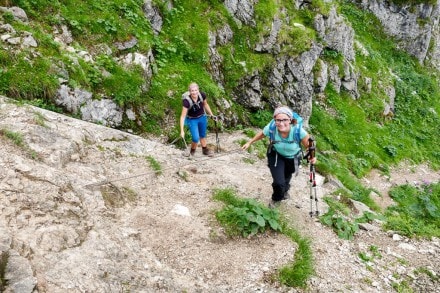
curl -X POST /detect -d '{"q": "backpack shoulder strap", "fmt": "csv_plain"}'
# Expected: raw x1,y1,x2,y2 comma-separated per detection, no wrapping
182,91,193,108
269,119,276,142
182,92,205,108
292,112,303,143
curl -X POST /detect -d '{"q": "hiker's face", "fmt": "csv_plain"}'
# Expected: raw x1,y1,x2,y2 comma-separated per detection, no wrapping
189,86,199,98
274,114,291,131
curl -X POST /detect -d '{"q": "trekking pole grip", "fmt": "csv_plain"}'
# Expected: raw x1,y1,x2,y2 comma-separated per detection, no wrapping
308,137,315,162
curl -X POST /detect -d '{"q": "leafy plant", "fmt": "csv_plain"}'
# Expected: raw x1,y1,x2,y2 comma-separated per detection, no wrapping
321,210,360,240
355,211,382,224
321,194,383,239
213,188,282,237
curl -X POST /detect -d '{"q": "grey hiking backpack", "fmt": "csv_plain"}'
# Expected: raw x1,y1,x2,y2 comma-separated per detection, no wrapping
182,91,204,111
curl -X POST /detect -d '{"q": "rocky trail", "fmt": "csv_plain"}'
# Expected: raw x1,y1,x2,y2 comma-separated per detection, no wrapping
0,97,439,292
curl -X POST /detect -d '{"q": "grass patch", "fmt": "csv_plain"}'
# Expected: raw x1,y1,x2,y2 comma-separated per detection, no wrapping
414,266,439,282
278,227,314,288
384,182,440,238
0,251,9,291
213,188,314,288
33,111,47,127
0,128,40,160
145,155,162,175
2,129,25,147
239,128,269,159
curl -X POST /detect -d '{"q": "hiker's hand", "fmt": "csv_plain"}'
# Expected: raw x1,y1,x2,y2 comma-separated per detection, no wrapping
210,115,218,121
180,130,185,138
310,157,317,164
242,141,251,150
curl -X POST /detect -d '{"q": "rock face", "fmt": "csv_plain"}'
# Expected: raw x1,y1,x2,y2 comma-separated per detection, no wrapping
356,0,440,69
0,2,361,128
4,1,436,127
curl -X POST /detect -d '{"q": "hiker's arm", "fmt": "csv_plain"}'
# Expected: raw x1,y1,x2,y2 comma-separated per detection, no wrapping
242,131,265,150
180,107,188,137
302,134,317,164
203,99,214,117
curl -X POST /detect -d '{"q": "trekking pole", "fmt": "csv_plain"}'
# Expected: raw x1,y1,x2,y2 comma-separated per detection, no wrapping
306,137,318,217
211,115,221,153
169,136,181,146
182,136,190,156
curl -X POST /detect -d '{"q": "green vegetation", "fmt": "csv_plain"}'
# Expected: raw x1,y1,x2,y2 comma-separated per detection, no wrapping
33,111,47,127
384,182,440,238
300,2,440,239
358,245,382,263
391,279,413,293
240,128,268,159
145,155,162,175
414,266,439,282
320,208,360,240
278,227,314,288
213,188,313,288
0,251,9,291
213,188,282,237
1,128,24,146
0,0,320,133
2,1,438,192
320,192,383,240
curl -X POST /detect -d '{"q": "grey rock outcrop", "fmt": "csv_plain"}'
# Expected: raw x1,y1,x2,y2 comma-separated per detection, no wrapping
357,0,440,68
314,6,359,99
0,6,28,22
254,15,282,53
315,7,355,61
55,85,124,127
143,0,164,35
234,42,323,125
224,0,256,26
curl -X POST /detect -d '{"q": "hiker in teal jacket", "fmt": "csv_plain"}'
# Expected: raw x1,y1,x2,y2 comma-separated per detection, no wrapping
242,106,317,207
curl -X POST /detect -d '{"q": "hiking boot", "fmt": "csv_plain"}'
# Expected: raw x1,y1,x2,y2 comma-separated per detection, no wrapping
202,147,214,157
283,191,290,200
268,200,281,209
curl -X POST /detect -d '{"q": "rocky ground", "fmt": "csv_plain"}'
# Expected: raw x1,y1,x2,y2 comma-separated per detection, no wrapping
0,96,439,292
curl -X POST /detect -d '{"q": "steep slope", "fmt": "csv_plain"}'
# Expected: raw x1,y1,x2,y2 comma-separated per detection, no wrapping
0,97,439,292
